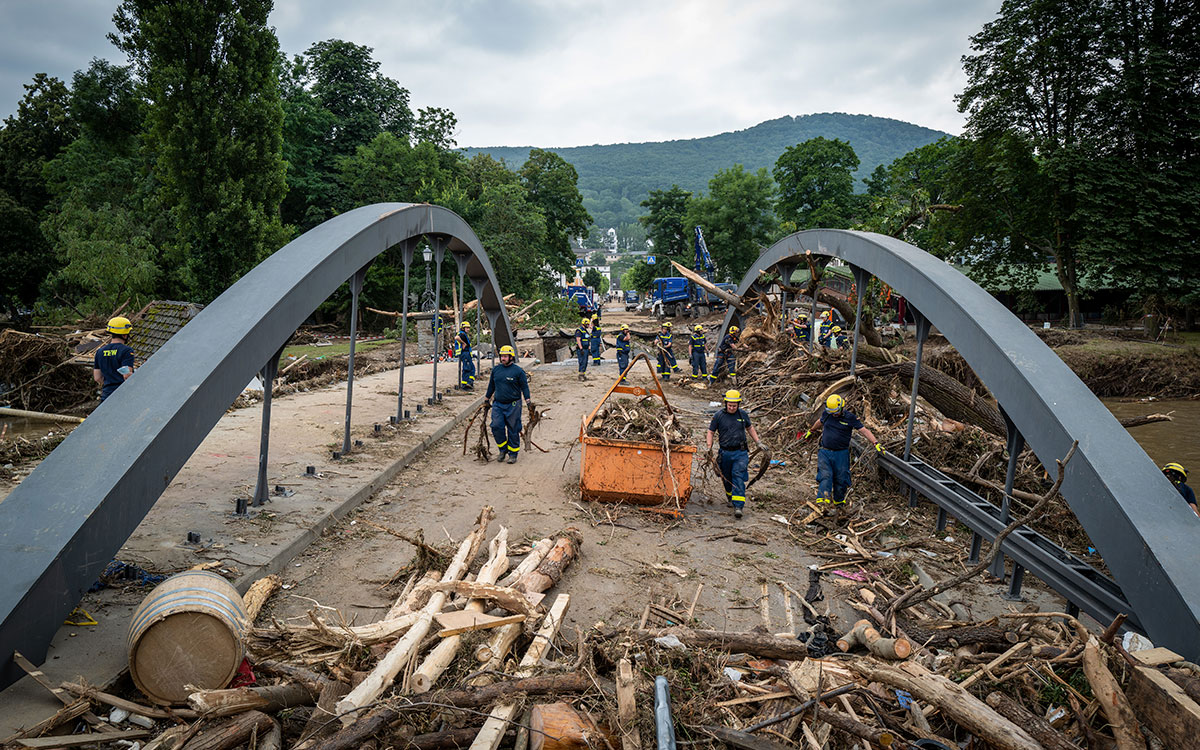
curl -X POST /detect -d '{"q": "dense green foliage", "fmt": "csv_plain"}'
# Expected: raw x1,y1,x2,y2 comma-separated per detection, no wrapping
774,137,861,230
639,186,692,263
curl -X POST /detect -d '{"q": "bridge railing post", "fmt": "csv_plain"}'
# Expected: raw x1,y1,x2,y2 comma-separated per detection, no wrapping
903,310,931,506
990,406,1023,578
776,263,795,336
430,237,446,405
849,265,868,377
470,276,487,376
251,344,286,507
452,252,469,389
342,264,369,454
396,239,415,423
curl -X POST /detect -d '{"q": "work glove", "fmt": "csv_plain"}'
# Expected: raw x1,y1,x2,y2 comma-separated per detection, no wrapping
756,440,767,451
875,442,885,454
798,430,812,441
483,398,491,407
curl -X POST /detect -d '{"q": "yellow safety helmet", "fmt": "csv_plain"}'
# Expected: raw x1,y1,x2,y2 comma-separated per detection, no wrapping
499,345,515,357
592,314,599,320
831,326,842,333
1163,462,1188,480
799,312,809,320
662,321,672,327
724,389,742,403
729,325,740,333
620,323,629,330
107,316,132,335
581,318,591,325
825,394,845,413
694,324,704,331
461,321,471,329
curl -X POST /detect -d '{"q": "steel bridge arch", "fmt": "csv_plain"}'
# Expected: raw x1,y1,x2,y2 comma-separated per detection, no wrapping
719,229,1200,654
0,203,514,686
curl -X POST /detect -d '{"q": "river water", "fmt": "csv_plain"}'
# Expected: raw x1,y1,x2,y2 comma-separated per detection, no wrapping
1104,398,1200,473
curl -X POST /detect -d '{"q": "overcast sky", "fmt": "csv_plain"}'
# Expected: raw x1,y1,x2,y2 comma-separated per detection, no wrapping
0,0,1002,147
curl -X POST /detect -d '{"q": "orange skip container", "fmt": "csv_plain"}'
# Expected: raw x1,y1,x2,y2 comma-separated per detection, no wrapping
579,354,696,508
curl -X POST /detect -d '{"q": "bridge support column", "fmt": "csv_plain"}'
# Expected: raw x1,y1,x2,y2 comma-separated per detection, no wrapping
849,265,868,377
430,237,446,404
990,407,1023,579
903,310,931,507
453,252,469,389
342,265,368,455
776,263,796,336
470,276,487,377
1005,563,1026,601
251,344,285,507
486,310,500,367
396,240,416,423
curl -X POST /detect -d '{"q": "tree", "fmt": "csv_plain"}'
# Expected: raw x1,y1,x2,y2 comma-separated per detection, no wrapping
0,191,55,319
519,149,592,273
335,133,447,210
304,40,413,155
773,137,860,229
956,0,1109,326
638,185,692,261
621,259,655,293
586,250,607,265
0,74,77,216
685,165,777,281
861,137,963,253
414,106,458,150
468,183,550,297
582,267,604,291
112,0,290,302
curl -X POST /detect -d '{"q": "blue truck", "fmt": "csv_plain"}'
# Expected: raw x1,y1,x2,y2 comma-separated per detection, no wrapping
565,284,599,317
647,227,736,318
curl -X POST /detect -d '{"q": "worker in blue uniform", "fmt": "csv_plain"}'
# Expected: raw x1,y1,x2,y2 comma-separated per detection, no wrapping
791,313,809,343
711,325,740,381
1162,462,1199,517
485,345,532,464
800,394,884,510
656,322,679,380
93,316,136,403
689,325,708,378
575,317,591,381
821,325,848,350
455,321,475,389
706,389,766,519
615,324,631,379
589,315,603,366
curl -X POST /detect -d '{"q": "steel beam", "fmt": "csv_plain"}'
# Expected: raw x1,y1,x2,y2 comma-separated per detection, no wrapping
396,239,416,422
430,237,445,403
849,265,868,377
342,265,367,454
0,204,515,688
718,229,1200,656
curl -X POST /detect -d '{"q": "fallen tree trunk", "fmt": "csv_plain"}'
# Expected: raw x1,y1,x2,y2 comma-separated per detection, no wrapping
1083,637,1146,750
986,691,1083,750
181,710,275,750
615,627,807,660
187,683,319,717
516,528,583,594
853,660,1041,750
670,261,748,312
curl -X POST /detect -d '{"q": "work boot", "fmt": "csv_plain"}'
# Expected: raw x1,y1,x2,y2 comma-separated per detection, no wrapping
507,452,518,464
734,504,744,519
496,450,508,463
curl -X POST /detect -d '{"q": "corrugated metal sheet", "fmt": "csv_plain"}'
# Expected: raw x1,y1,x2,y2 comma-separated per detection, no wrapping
128,301,205,361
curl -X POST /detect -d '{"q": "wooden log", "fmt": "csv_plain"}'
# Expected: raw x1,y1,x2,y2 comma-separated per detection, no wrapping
469,594,571,750
958,641,1029,690
836,619,872,652
254,660,326,690
414,582,541,618
986,692,1083,750
260,720,282,750
897,617,1018,650
187,682,319,717
808,704,899,747
530,702,608,750
406,727,516,750
617,627,807,661
297,679,350,749
669,261,748,311
498,538,553,589
862,628,912,660
1118,413,1173,429
181,710,275,750
1124,664,1197,750
853,660,1041,750
702,725,802,750
242,574,282,622
857,347,1006,436
515,529,583,595
0,406,86,424
337,509,493,722
1082,637,1146,750
616,658,642,750
413,528,510,693
313,706,399,750
60,681,200,719
16,731,151,748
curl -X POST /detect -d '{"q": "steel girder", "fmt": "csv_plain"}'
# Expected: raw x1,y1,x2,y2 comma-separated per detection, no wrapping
0,204,514,688
720,229,1200,655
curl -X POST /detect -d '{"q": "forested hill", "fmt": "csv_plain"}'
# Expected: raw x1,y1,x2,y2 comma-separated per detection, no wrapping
462,113,950,228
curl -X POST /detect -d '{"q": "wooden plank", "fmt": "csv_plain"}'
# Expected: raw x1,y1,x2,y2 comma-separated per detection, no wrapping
12,653,116,734
1126,664,1200,750
616,659,642,750
435,612,526,637
713,691,793,708
17,730,151,748
1,700,91,744
1131,647,1184,667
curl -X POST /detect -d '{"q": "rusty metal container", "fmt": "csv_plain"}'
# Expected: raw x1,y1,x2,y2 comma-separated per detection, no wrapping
579,355,696,508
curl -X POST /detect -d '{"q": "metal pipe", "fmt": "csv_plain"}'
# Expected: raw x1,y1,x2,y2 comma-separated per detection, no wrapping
653,676,676,750
251,349,281,507
343,266,367,454
904,311,931,506
454,253,468,389
431,238,445,402
397,240,414,421
991,407,1022,578
849,265,868,377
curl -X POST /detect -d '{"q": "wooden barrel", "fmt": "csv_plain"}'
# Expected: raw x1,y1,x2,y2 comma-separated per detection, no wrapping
128,570,247,705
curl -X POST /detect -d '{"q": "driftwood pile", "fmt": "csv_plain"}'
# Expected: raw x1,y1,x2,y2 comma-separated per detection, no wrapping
587,399,689,445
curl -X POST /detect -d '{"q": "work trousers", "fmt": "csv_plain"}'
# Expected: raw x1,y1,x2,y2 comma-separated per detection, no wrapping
577,347,589,373
657,349,678,380
712,351,736,379
616,350,629,378
590,335,602,364
690,349,708,377
491,401,523,454
719,448,750,508
816,447,852,504
459,352,475,388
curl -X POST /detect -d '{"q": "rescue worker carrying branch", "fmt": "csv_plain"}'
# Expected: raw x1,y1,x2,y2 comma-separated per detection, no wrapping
485,345,532,464
706,389,766,519
799,394,883,510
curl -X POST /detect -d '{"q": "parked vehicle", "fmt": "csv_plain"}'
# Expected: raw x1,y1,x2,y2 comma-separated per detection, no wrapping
623,290,640,311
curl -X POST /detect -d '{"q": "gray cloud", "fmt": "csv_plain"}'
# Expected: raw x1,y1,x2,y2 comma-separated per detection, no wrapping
2,0,1001,145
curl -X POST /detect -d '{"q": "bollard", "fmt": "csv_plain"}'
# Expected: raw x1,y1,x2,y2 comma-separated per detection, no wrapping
234,497,249,516
305,465,315,476
332,451,341,460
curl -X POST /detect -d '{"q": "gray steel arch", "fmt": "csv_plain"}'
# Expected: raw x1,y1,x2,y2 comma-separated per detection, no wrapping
0,203,514,687
720,229,1200,654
